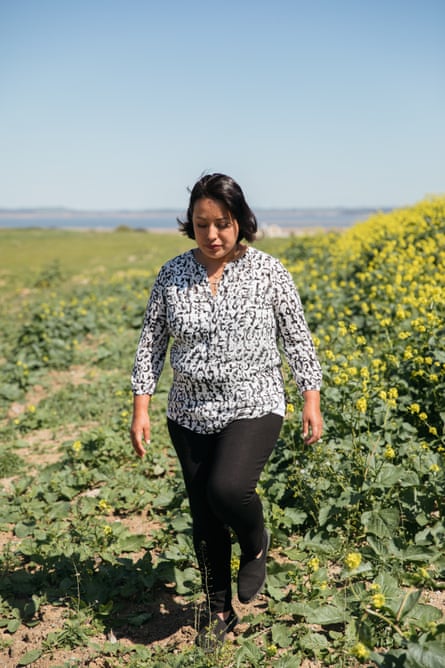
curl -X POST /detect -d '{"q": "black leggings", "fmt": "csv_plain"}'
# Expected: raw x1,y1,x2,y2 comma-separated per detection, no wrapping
167,413,283,613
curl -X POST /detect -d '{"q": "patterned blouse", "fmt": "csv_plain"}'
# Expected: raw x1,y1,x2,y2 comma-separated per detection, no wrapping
131,246,322,434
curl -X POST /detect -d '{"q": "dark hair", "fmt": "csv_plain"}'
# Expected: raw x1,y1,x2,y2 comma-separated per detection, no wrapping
178,173,258,242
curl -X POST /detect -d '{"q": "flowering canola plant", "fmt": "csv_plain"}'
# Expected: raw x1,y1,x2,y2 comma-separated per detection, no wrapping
265,197,445,664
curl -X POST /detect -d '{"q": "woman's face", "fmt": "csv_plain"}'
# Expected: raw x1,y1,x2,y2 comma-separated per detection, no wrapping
192,197,239,264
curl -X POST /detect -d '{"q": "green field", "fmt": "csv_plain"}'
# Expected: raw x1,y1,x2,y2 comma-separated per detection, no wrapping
0,206,444,667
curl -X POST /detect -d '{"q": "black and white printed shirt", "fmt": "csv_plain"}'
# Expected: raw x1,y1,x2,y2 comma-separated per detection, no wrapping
131,246,322,434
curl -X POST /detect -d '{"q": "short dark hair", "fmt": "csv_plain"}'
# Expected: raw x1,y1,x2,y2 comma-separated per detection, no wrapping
178,173,258,242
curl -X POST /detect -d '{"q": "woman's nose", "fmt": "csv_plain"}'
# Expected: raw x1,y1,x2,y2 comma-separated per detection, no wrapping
207,223,218,239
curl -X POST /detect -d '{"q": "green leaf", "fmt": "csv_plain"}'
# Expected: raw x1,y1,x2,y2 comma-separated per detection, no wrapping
117,533,147,552
405,641,445,668
271,622,293,648
299,631,329,652
283,507,307,526
17,649,43,666
289,602,346,625
267,584,288,601
361,507,400,538
14,522,34,538
404,603,443,626
375,464,403,487
0,383,21,400
7,618,21,633
396,590,421,620
173,566,198,595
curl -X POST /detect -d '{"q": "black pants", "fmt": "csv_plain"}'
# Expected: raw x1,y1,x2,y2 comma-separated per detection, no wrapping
167,413,283,613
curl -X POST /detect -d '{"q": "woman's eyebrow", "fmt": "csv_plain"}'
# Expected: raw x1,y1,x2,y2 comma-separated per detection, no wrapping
195,215,229,222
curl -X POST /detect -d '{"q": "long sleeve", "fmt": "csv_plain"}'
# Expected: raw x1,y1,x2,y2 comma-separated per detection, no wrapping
273,263,322,393
131,271,170,395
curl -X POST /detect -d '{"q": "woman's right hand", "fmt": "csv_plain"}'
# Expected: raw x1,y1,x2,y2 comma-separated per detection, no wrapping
130,395,151,457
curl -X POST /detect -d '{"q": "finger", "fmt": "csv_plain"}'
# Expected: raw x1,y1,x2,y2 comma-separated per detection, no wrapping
130,431,147,457
132,439,146,457
305,427,323,444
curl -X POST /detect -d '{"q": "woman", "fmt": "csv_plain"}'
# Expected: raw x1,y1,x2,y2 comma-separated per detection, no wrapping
130,173,322,649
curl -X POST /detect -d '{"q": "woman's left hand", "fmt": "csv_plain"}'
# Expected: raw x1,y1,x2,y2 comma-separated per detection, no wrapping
302,390,323,444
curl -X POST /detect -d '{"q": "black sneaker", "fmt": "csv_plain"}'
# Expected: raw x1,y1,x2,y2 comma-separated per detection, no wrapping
237,529,270,604
195,609,238,651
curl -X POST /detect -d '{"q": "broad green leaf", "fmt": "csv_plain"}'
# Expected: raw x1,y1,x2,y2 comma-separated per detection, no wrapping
267,584,288,601
283,507,307,525
289,602,346,625
404,603,443,626
361,507,400,538
0,383,21,400
396,589,421,620
173,566,198,595
375,463,403,487
299,631,329,652
7,618,21,633
398,470,420,486
152,490,175,507
271,622,293,648
117,533,147,552
17,649,43,666
405,641,445,668
14,522,34,538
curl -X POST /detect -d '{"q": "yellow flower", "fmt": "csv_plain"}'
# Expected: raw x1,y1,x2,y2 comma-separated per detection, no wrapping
345,552,362,570
102,525,113,537
372,593,386,609
429,426,438,436
351,642,370,660
356,397,367,414
384,446,395,459
98,499,112,513
72,440,82,453
388,387,398,399
266,644,278,657
27,404,36,413
418,567,429,579
308,557,320,572
369,582,380,591
430,464,440,474
286,403,295,413
409,403,420,414
419,412,428,421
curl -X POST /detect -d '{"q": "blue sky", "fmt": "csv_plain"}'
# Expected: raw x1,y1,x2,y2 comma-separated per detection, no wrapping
1,0,444,209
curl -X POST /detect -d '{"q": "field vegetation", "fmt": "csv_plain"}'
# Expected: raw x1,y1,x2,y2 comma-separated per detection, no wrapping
0,199,444,667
